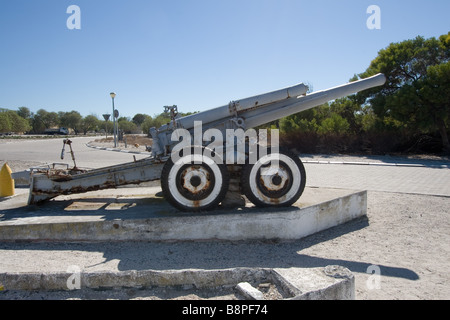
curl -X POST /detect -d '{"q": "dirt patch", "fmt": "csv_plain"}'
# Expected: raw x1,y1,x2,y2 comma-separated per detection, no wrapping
90,135,153,153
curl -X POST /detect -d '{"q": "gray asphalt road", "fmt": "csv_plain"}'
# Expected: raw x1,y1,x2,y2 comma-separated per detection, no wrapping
0,136,148,170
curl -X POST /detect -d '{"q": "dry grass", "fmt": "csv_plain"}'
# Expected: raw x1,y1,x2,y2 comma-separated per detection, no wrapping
96,135,152,145
92,135,153,152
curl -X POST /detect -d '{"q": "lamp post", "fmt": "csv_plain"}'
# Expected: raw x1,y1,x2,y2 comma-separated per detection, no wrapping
110,92,117,148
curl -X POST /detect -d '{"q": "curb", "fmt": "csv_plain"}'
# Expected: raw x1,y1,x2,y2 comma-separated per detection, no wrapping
302,159,450,168
0,266,355,300
0,268,262,292
85,143,151,156
302,160,434,168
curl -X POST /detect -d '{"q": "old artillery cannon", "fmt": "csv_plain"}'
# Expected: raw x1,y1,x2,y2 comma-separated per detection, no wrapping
28,74,386,211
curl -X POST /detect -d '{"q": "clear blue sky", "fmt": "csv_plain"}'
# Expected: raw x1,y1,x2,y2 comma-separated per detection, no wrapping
0,0,449,119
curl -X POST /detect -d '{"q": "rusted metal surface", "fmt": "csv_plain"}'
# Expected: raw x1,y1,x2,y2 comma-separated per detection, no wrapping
180,165,211,195
61,139,79,170
28,158,164,205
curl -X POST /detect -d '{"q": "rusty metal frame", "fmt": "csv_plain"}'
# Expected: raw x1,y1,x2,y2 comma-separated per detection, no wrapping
28,158,165,205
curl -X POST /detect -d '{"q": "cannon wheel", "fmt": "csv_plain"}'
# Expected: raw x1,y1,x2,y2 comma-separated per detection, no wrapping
161,147,229,212
241,148,306,208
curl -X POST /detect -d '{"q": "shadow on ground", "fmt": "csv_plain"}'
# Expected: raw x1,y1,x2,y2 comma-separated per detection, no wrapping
0,216,418,281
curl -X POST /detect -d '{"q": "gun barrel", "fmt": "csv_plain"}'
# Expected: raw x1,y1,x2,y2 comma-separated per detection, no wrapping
150,73,386,158
234,83,308,112
245,73,386,128
176,83,308,130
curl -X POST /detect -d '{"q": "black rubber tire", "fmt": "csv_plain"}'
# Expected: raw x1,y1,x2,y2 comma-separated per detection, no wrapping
241,147,306,208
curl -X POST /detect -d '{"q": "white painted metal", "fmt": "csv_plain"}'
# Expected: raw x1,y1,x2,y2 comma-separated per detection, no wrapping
248,153,302,206
176,83,308,130
167,154,225,208
233,83,308,112
245,74,386,128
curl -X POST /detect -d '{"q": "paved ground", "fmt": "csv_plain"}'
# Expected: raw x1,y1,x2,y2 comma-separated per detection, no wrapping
0,136,148,170
304,158,450,197
1,137,449,300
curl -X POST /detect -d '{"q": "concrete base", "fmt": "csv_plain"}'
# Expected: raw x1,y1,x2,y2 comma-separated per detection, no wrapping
0,266,355,300
0,187,367,242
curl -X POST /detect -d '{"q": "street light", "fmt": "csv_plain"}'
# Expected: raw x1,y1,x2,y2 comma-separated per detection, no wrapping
110,92,117,148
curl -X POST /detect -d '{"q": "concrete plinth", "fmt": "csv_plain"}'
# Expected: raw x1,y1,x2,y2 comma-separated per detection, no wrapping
0,187,366,242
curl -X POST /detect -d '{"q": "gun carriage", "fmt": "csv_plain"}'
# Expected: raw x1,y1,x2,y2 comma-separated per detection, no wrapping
28,74,386,212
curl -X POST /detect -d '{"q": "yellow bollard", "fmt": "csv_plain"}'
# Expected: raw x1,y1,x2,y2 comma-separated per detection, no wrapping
0,163,15,197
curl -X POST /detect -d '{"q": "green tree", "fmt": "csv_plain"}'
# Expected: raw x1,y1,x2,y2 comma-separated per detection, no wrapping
152,112,172,128
360,105,384,133
280,114,319,133
31,109,59,133
358,33,450,152
9,110,31,133
132,113,147,127
17,106,31,120
59,111,82,134
419,62,450,150
0,111,12,133
81,115,101,135
317,113,350,135
118,118,138,134
329,96,362,134
139,110,196,135
17,107,33,132
279,103,329,133
0,109,31,133
141,115,154,135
